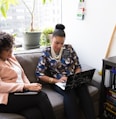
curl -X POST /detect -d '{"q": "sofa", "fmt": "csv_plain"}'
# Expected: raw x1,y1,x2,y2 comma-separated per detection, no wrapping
0,51,102,119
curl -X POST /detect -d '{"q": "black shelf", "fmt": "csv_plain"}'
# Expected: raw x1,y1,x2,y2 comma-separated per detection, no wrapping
99,56,116,119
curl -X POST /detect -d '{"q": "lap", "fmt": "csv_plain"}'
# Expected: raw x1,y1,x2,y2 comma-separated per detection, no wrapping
52,84,90,101
0,91,48,113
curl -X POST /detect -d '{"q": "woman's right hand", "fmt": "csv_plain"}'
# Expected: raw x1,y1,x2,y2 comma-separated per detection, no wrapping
24,83,42,92
57,76,68,83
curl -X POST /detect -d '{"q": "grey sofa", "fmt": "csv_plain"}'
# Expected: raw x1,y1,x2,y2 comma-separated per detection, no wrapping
0,51,102,119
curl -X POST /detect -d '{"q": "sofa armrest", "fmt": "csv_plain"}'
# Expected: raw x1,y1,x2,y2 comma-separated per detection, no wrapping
90,70,102,89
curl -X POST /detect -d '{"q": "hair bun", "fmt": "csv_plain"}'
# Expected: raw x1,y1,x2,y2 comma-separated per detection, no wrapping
55,24,65,31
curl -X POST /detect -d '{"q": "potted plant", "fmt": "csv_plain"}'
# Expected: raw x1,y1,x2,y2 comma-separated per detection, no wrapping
21,0,40,49
0,0,52,49
18,0,53,49
40,27,54,46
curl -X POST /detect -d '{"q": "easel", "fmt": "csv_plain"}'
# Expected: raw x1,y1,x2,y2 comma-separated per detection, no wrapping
105,25,116,58
99,25,116,75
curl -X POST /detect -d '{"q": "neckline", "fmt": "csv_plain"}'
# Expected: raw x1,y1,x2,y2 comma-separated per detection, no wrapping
51,46,63,60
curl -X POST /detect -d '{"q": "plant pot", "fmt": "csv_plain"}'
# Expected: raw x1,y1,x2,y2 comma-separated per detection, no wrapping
23,31,41,50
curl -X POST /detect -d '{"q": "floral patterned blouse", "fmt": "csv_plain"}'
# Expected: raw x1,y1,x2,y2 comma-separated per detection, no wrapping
36,44,81,79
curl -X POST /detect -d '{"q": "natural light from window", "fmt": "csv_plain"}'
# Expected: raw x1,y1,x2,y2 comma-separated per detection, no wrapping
0,0,62,47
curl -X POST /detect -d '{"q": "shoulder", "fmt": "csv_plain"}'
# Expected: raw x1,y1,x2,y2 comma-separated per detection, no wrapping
11,54,17,60
0,55,16,66
63,44,74,51
63,44,73,48
42,46,51,57
44,46,51,52
9,54,17,62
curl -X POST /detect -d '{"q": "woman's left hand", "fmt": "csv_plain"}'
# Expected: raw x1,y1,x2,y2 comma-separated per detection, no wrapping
75,68,81,74
24,83,42,92
58,76,67,83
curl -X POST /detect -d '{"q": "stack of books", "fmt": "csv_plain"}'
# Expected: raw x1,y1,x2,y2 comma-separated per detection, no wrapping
104,88,116,119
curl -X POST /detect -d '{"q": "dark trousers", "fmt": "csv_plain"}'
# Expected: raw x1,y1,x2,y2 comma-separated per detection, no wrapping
52,84,96,119
0,91,56,119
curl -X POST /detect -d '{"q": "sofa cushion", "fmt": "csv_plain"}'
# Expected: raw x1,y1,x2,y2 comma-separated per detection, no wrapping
88,85,98,96
42,85,63,111
15,52,42,83
92,70,102,89
43,85,99,109
42,85,65,119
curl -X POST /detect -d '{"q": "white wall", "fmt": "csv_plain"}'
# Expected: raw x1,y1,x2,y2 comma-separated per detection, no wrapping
62,0,116,71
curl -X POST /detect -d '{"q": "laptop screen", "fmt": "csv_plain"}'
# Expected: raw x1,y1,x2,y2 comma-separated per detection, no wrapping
65,68,95,90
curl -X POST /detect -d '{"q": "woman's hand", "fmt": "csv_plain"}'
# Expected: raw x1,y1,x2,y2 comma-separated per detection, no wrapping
58,76,68,83
24,83,42,92
75,68,81,74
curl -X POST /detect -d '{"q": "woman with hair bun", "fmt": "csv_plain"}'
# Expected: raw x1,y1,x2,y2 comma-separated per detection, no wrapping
36,24,95,119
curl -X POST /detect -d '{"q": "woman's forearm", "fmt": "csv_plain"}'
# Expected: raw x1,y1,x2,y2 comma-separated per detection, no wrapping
39,75,58,84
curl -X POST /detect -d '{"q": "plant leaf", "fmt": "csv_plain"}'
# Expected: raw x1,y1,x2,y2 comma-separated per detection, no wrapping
8,0,19,5
0,5,7,17
0,0,19,18
42,0,46,4
42,0,52,4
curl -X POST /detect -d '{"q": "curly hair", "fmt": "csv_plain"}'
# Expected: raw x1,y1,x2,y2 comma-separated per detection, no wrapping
0,32,14,53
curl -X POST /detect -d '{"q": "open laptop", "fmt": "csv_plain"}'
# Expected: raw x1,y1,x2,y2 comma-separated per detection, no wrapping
55,66,95,90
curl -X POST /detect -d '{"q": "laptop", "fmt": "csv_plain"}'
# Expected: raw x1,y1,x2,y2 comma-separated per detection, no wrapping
55,66,95,90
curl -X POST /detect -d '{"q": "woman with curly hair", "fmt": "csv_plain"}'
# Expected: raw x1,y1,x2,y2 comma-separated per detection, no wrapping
0,32,56,119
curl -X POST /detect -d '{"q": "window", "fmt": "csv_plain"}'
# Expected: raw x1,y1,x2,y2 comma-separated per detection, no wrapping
0,0,62,46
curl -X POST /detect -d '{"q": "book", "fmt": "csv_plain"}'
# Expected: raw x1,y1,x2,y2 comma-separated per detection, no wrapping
104,102,116,112
110,68,116,90
104,109,116,119
106,95,116,106
104,106,116,116
107,90,116,99
104,69,111,87
106,99,116,107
